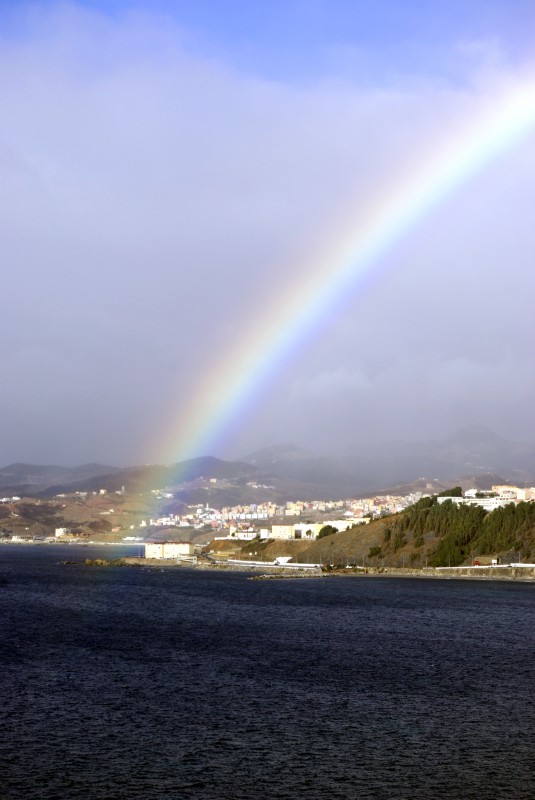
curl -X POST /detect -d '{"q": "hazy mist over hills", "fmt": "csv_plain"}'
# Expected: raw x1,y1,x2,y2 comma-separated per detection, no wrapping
2,427,534,502
242,426,535,491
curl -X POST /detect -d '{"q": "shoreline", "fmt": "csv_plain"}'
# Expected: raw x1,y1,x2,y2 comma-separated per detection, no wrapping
76,555,535,582
252,567,535,582
0,539,141,547
3,542,534,582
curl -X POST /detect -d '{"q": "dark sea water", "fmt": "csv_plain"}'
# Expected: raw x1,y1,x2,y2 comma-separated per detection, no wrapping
0,545,534,800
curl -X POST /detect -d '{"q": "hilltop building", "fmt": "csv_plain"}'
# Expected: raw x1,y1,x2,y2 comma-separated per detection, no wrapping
270,518,369,540
438,486,535,512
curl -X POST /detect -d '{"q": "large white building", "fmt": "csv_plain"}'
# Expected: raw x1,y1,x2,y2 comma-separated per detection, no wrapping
491,486,535,502
438,496,512,512
271,518,369,540
270,524,295,540
144,542,195,559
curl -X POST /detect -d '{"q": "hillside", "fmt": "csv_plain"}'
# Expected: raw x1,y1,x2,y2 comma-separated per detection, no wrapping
380,494,535,566
0,493,163,542
234,492,535,568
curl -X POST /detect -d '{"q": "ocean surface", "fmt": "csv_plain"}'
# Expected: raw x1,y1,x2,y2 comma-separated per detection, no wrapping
0,544,534,800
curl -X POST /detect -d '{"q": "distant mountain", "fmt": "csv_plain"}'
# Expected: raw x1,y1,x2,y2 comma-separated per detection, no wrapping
0,462,121,494
241,428,535,494
241,443,373,491
3,427,535,504
244,443,316,464
446,425,508,448
39,456,258,497
434,425,511,466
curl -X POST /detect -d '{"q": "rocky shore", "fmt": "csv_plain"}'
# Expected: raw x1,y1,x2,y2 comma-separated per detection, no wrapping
77,557,535,581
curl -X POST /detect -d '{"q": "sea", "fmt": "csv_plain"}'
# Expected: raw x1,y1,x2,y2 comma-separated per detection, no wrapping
0,544,534,800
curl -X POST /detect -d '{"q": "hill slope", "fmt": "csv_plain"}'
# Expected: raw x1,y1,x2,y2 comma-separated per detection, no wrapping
238,492,535,568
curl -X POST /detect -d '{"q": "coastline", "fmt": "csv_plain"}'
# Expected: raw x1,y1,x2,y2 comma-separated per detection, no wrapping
252,566,535,581
77,555,535,582
3,543,534,582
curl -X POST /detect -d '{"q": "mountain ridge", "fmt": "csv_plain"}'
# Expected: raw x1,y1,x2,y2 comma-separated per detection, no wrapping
2,427,535,500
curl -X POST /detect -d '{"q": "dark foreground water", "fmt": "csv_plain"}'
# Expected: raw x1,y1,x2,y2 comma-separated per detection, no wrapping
0,545,534,800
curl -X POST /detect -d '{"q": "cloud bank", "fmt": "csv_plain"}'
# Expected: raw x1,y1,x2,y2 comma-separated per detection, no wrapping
1,3,535,464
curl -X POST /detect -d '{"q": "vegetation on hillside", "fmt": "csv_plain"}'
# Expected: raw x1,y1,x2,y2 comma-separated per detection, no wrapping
317,524,338,539
240,490,535,569
382,492,535,566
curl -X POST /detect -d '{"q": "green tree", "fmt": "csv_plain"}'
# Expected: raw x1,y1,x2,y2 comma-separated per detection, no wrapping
438,486,463,497
317,525,338,539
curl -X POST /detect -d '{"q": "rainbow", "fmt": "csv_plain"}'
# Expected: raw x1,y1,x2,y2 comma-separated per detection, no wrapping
158,75,535,467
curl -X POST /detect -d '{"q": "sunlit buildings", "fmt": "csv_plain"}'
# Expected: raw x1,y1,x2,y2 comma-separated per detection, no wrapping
144,542,195,559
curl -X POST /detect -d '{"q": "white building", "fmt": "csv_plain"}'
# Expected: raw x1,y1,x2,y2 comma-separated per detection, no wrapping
144,542,195,559
323,518,369,531
437,496,509,512
270,524,296,540
491,485,535,502
293,523,324,539
273,518,370,542
235,529,258,541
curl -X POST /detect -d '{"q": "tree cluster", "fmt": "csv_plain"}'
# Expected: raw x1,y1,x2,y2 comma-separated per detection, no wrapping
317,524,339,539
385,493,535,566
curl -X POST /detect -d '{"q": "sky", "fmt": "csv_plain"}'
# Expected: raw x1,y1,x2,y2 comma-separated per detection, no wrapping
1,0,535,466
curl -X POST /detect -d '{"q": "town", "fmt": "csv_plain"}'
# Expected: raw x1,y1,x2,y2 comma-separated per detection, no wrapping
2,482,535,551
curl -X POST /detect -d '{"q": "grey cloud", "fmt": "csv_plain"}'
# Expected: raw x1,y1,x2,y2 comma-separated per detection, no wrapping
1,6,534,464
